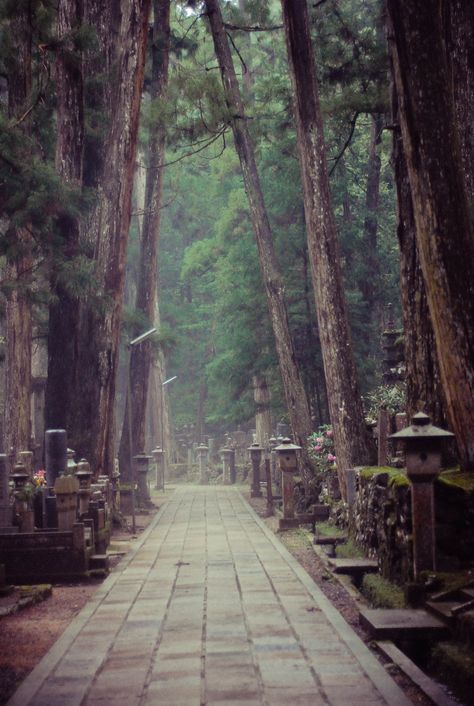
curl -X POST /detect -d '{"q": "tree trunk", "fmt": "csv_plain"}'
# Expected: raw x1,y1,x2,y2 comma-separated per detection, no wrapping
281,0,374,497
388,43,447,427
118,0,171,481
361,113,383,321
253,375,272,446
204,0,314,487
387,0,474,469
3,10,33,458
54,0,151,475
445,0,474,204
45,0,84,443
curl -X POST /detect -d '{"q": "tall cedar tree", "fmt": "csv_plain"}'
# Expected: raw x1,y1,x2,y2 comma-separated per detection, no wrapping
388,40,447,427
281,0,374,496
387,0,474,470
204,0,315,486
119,0,171,481
45,0,84,446
45,0,151,475
4,9,34,458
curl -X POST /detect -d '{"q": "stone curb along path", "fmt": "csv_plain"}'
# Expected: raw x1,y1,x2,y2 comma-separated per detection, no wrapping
7,487,412,706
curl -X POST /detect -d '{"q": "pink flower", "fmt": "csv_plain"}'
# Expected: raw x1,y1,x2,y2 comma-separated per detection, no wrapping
327,454,337,463
316,437,324,443
314,445,322,452
326,430,333,438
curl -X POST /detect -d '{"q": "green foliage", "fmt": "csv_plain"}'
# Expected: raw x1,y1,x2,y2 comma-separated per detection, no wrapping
365,382,406,421
156,0,400,436
361,573,406,608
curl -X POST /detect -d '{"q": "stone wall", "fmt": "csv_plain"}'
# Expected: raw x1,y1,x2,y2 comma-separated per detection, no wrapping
351,467,474,584
352,467,413,584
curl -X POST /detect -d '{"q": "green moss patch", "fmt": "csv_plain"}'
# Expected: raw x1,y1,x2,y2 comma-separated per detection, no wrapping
361,574,405,608
335,539,364,559
438,468,474,493
359,466,409,487
314,521,345,538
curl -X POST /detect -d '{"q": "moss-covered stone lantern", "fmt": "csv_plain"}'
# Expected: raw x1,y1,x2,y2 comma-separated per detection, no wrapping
391,411,454,579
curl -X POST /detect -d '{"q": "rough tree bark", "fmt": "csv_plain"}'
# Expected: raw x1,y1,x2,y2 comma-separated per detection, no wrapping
204,0,315,487
253,375,272,446
51,0,151,475
281,0,374,496
361,113,383,322
118,0,171,481
45,0,84,441
3,9,33,458
387,0,474,469
388,36,447,426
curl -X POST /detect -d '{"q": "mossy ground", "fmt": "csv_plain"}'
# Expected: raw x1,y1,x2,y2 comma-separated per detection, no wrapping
361,573,405,608
335,539,364,559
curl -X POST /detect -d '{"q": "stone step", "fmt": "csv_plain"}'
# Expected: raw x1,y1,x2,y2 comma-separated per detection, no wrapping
328,557,378,577
312,504,330,521
313,534,347,546
360,608,449,641
425,600,461,622
89,554,110,570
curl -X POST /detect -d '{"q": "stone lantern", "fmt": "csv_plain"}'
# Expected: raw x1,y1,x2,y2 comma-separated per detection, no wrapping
275,438,301,529
75,459,93,516
67,448,78,475
11,462,34,532
11,463,30,492
152,447,165,490
390,412,454,580
197,444,209,485
248,442,263,498
133,454,152,505
220,447,233,485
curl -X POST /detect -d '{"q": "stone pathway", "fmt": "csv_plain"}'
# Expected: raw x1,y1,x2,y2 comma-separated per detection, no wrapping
8,487,412,706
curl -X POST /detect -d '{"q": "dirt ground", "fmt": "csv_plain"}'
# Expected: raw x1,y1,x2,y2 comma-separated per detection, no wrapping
0,489,436,705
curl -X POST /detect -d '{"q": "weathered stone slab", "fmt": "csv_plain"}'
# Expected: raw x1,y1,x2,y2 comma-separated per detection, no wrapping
359,608,449,640
328,558,378,576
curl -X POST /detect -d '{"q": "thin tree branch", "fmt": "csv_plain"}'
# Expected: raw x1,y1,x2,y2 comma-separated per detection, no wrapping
223,23,283,32
226,31,247,76
329,111,360,176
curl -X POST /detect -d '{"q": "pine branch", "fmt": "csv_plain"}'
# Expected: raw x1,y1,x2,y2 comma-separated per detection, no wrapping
329,111,360,176
223,23,283,32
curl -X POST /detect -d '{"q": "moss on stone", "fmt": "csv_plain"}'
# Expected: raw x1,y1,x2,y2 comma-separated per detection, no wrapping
359,466,409,487
361,574,405,609
314,521,345,538
335,539,364,559
438,468,474,493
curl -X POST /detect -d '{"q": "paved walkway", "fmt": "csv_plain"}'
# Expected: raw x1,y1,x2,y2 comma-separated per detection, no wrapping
8,487,412,706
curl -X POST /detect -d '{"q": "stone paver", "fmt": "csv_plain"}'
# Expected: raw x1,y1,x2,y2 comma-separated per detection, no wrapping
7,487,412,706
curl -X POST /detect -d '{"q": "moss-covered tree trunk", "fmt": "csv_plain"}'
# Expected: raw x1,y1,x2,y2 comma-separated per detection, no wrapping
281,0,374,497
387,0,474,470
204,0,314,487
